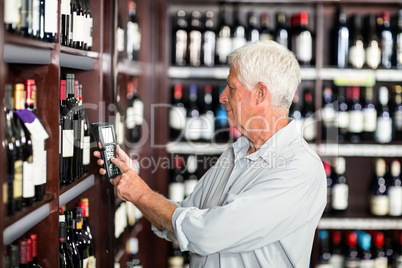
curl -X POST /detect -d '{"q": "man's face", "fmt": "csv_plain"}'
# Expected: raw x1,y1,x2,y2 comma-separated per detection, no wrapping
219,66,255,134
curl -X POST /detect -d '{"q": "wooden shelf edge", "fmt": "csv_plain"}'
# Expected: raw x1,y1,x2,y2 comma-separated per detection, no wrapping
59,174,95,208
319,217,402,230
117,60,142,76
60,45,99,59
60,52,96,70
5,32,56,50
3,194,54,245
4,43,51,65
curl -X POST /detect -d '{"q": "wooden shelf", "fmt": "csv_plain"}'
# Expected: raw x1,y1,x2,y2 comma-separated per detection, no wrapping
3,193,54,245
117,60,143,76
60,51,97,70
4,44,52,65
59,174,95,208
319,218,402,230
5,32,56,50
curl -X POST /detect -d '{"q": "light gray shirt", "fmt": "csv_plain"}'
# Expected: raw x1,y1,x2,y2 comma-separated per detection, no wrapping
153,120,327,267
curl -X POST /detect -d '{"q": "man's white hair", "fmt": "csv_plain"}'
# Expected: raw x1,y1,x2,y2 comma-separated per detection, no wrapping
228,40,301,110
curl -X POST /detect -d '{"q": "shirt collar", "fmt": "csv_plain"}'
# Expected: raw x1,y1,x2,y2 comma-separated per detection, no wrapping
232,119,298,163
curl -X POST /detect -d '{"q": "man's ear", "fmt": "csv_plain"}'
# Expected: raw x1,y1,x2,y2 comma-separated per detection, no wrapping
256,82,269,105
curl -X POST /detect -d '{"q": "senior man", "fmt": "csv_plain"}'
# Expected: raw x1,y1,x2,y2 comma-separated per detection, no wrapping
95,40,326,267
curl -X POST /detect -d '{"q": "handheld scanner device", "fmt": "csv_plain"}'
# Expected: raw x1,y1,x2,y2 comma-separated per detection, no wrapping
91,122,121,179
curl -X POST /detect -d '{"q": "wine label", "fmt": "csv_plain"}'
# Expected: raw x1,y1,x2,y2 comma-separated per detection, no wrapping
295,31,312,62
175,29,188,64
83,136,91,165
44,0,58,33
321,106,336,126
168,182,185,203
169,106,187,130
395,111,402,131
73,11,78,42
363,108,377,132
375,118,392,143
32,0,40,33
203,31,215,66
336,111,349,129
62,130,74,157
189,30,202,66
76,14,85,43
302,116,316,141
344,260,360,268
331,184,349,210
388,186,402,216
41,148,47,184
360,260,375,268
3,182,8,205
4,0,20,24
185,116,202,140
14,160,23,199
87,256,96,268
32,137,45,186
329,254,344,268
216,31,232,64
349,41,365,69
348,110,364,133
366,41,381,69
23,161,35,198
117,27,125,52
374,257,388,268
370,195,389,216
133,99,144,124
61,0,70,15
88,17,93,48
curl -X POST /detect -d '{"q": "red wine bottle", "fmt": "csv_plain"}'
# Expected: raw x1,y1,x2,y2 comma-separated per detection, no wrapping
169,83,186,141
291,11,313,66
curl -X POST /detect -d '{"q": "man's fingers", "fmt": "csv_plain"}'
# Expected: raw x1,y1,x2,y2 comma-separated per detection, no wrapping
99,168,106,175
97,159,104,166
93,151,101,158
111,157,130,173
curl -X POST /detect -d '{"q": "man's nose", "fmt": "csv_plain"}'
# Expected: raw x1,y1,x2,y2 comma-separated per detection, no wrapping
219,86,229,104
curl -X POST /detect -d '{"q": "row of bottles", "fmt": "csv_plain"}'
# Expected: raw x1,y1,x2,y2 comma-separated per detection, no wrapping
116,0,142,61
59,198,95,268
332,8,402,69
171,6,313,66
59,73,91,187
60,0,94,51
115,201,143,240
4,0,58,42
4,233,41,267
316,229,402,268
291,84,402,144
113,76,145,148
3,80,49,216
323,157,402,217
169,83,241,144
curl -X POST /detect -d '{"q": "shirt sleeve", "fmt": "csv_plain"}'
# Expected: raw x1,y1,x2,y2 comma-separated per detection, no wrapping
172,159,326,256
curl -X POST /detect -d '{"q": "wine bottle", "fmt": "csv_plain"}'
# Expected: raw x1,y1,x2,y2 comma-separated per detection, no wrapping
259,13,273,41
126,238,142,268
344,231,360,268
169,83,187,141
80,0,88,50
274,11,289,49
127,0,141,61
336,86,349,143
185,84,202,141
378,11,394,69
289,89,303,136
215,84,229,142
199,84,215,142
8,244,19,268
4,84,17,215
393,85,402,141
329,230,344,268
78,85,91,173
72,80,82,180
84,0,93,51
78,198,96,267
59,215,74,268
73,0,85,49
117,13,125,59
396,10,402,69
301,89,316,142
172,10,188,66
61,77,75,184
169,155,185,203
19,239,28,268
375,86,393,144
74,207,90,267
291,11,313,66
370,158,389,216
347,86,363,143
317,230,331,267
27,237,33,267
29,233,39,267
31,0,40,39
25,79,47,202
321,86,337,142
362,87,377,141
20,0,33,37
188,10,202,67
61,0,71,46
14,84,35,207
4,0,21,33
359,232,374,267
126,77,144,144
372,231,388,268
364,14,381,69
202,11,216,67
232,5,246,51
246,11,259,43
323,161,332,216
348,14,365,69
333,7,349,68
43,0,58,42
331,157,349,215
65,210,82,267
388,160,402,217
184,155,198,199
216,5,232,65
